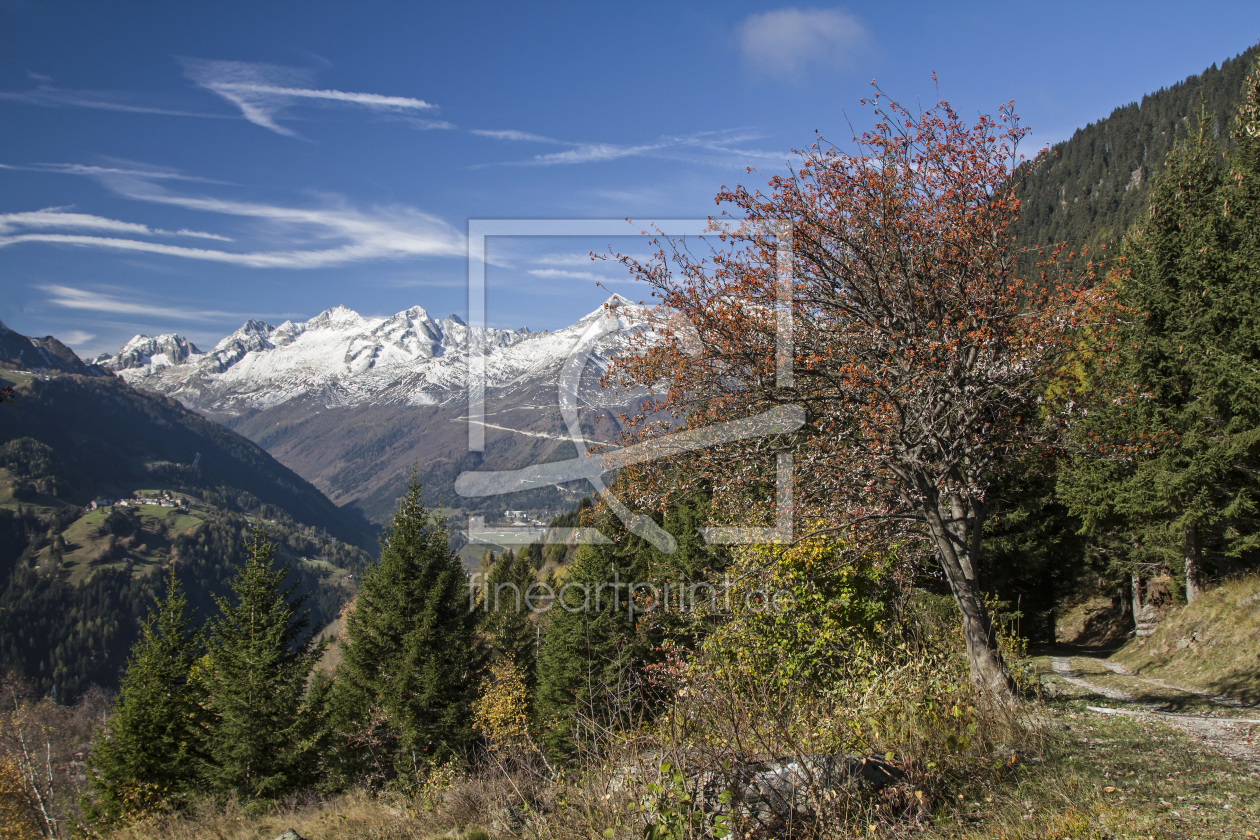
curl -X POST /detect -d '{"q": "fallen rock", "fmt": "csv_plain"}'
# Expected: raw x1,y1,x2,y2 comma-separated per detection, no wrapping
697,754,903,836
273,831,305,840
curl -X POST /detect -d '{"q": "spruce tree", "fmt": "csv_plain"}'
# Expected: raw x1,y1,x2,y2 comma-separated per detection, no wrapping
534,509,648,758
87,568,203,822
201,528,326,798
330,478,481,783
480,549,538,682
1061,88,1260,601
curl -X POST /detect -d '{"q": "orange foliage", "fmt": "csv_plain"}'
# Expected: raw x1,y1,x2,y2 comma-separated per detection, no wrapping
606,85,1114,696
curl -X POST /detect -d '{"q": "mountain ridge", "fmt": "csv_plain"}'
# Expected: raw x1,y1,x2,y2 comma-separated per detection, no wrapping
97,295,652,522
1,318,112,378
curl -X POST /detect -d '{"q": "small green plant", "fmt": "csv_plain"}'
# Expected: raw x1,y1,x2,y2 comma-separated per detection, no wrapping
985,594,1035,694
635,760,730,840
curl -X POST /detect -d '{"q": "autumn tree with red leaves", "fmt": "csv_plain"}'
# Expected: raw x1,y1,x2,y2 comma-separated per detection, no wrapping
608,90,1111,702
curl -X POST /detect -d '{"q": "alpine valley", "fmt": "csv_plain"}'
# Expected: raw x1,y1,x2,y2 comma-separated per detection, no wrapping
96,295,654,524
0,296,652,698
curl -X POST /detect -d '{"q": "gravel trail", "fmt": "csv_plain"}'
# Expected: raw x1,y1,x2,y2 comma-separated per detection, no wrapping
1048,655,1260,771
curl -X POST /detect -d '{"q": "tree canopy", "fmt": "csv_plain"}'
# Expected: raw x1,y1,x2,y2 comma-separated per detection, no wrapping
609,90,1111,700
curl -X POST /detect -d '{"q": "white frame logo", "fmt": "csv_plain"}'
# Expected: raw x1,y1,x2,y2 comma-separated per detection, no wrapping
456,219,797,554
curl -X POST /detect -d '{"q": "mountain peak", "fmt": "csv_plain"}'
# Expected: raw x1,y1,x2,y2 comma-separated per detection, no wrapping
571,293,649,324
309,305,365,329
104,297,640,414
0,322,107,376
103,333,201,372
230,319,275,338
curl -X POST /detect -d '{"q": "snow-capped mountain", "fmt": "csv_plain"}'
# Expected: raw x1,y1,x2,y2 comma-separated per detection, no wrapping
103,297,646,417
100,297,653,522
99,333,201,373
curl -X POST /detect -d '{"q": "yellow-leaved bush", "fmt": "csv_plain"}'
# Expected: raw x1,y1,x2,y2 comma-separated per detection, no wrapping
648,526,1009,778
703,524,894,689
471,658,533,753
0,755,40,840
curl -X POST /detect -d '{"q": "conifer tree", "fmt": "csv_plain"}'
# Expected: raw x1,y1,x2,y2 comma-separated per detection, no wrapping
330,478,480,783
534,509,649,758
1062,84,1260,601
479,549,538,682
201,528,326,798
87,568,203,822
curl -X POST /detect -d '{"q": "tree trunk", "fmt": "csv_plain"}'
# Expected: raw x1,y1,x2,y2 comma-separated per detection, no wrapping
1130,573,1143,631
1184,522,1202,604
921,495,1013,704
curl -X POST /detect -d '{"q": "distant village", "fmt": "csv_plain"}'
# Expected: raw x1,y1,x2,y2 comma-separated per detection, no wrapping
502,509,556,526
88,490,191,513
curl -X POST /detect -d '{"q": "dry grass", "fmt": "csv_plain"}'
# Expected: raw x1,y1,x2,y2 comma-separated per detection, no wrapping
938,664,1260,840
92,786,511,840
85,580,1260,839
1114,574,1260,703
88,695,1259,840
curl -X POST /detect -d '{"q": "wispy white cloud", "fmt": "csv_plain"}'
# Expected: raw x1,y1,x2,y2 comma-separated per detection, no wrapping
174,228,234,241
59,329,96,345
0,85,230,118
42,284,249,321
529,141,667,165
739,7,869,79
0,161,228,183
527,268,607,282
474,127,786,167
182,58,448,136
0,166,464,268
26,71,53,83
469,129,559,143
0,208,230,241
532,252,603,267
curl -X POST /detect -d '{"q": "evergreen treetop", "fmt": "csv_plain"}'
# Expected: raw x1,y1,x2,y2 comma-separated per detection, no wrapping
201,528,326,798
535,507,650,758
480,549,539,683
331,477,481,784
87,567,204,822
1061,90,1260,601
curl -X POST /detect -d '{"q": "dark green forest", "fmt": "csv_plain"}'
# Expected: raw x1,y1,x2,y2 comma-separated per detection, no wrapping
0,370,373,701
1012,43,1260,274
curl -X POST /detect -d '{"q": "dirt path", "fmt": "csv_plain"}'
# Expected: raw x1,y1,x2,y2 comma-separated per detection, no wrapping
1048,655,1260,770
1096,659,1256,710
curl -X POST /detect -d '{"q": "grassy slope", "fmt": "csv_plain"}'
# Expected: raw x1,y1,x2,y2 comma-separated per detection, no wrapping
1113,576,1260,704
42,503,204,585
94,670,1257,840
0,372,376,551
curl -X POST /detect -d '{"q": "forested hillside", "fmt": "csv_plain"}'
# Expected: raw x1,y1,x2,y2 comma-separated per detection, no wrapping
0,367,374,700
1012,43,1260,273
0,370,376,550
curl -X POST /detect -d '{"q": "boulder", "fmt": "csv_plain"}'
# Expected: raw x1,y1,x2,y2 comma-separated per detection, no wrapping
696,754,903,836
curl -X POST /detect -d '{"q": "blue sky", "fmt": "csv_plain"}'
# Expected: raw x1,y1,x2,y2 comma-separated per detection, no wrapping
2,1,1259,358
